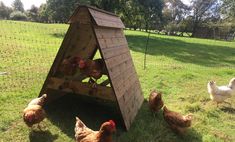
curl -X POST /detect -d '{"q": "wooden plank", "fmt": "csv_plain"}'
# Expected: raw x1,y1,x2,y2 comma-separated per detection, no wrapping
92,23,143,131
88,8,125,28
118,87,142,127
63,24,97,59
113,73,138,99
108,58,133,79
96,37,128,49
47,77,116,101
57,23,98,81
95,28,124,39
118,81,141,106
69,7,91,24
39,22,79,96
111,68,136,96
102,44,129,59
105,52,132,69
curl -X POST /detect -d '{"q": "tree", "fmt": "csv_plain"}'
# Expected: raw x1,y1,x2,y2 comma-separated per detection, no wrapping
221,0,235,19
138,0,164,31
12,0,24,12
26,5,39,22
45,0,80,22
162,0,191,35
190,0,220,37
38,4,49,22
96,0,120,13
10,11,27,21
118,0,143,30
0,1,13,19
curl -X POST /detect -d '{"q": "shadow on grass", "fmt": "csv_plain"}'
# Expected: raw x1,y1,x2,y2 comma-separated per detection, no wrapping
127,35,235,67
44,95,202,142
51,33,65,38
117,100,202,142
29,130,58,142
45,94,124,139
220,106,235,114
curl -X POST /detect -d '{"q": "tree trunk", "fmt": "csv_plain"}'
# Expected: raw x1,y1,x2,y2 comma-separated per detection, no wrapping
191,19,199,37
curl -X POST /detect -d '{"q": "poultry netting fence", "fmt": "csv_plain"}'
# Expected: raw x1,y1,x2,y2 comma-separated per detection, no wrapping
0,20,235,97
0,20,67,95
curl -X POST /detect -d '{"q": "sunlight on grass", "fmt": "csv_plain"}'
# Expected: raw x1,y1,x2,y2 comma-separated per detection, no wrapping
0,20,235,142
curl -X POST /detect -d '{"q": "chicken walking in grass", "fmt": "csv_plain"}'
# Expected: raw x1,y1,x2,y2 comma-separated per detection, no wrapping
75,117,116,142
23,94,47,129
163,106,193,135
207,78,235,107
148,90,164,113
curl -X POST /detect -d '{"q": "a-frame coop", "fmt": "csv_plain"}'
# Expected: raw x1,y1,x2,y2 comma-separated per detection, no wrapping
39,5,144,130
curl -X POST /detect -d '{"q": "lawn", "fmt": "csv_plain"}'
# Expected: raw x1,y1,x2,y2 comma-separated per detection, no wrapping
0,20,235,142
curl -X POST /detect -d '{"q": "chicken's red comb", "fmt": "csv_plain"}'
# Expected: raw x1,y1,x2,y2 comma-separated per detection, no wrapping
108,120,116,128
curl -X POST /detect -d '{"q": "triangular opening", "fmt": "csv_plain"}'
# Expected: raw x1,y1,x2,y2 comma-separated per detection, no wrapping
81,50,111,87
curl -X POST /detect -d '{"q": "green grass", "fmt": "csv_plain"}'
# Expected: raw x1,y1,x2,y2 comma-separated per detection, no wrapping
0,20,235,142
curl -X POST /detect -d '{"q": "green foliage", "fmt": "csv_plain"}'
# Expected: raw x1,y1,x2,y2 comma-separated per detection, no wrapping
162,0,190,33
38,4,49,22
138,0,164,31
190,0,220,37
45,0,80,22
93,0,120,13
118,0,143,30
26,5,39,22
221,0,235,19
0,2,13,19
12,0,24,12
9,11,27,21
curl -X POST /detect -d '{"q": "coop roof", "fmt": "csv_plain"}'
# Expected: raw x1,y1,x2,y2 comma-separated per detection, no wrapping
68,5,125,29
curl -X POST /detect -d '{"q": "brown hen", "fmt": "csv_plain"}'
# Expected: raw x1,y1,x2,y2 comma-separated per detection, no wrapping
27,94,47,106
23,105,46,127
23,94,47,128
148,90,164,112
163,106,193,134
78,58,107,79
59,56,81,75
75,117,116,142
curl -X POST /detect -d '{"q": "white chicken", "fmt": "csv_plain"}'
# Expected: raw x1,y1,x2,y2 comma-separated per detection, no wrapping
228,78,235,89
207,79,235,106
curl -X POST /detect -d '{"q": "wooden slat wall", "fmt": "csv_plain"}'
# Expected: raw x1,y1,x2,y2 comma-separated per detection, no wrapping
88,9,125,29
94,27,144,129
39,21,79,96
47,77,116,101
63,8,96,61
69,7,93,24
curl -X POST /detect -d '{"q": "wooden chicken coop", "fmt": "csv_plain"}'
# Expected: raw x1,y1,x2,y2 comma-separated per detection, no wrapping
39,5,144,130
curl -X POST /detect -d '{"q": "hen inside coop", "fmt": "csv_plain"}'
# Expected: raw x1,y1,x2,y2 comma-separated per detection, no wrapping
49,49,115,102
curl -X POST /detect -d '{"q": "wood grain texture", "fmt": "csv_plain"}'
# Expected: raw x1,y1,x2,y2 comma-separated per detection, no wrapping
89,8,125,28
47,77,116,101
94,26,144,130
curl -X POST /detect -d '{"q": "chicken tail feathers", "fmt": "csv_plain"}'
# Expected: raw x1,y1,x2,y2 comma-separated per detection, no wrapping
75,117,87,130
